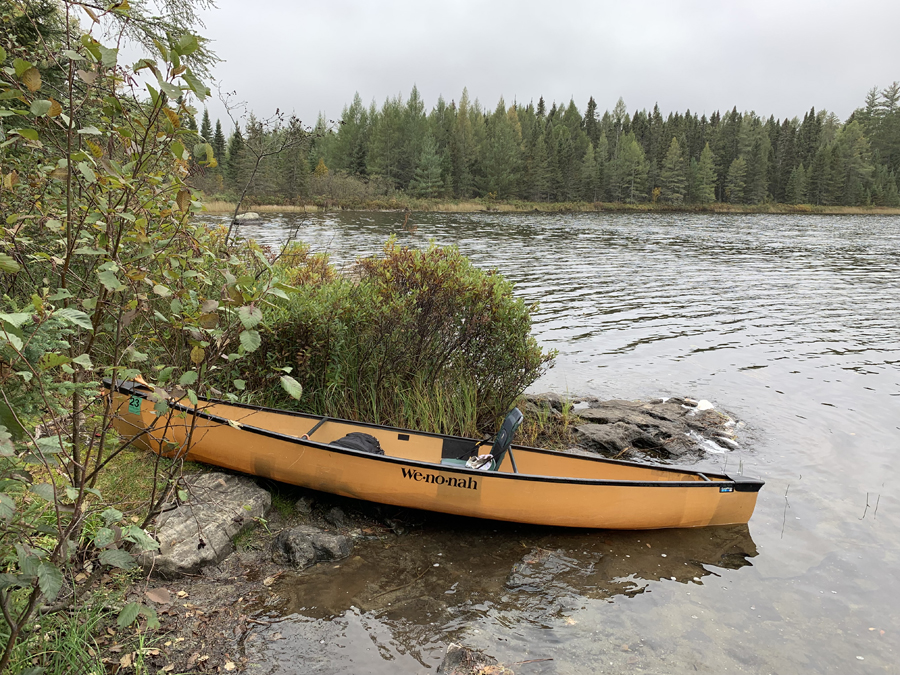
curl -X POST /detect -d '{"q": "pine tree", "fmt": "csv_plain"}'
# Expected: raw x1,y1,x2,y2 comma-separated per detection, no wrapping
409,134,443,197
579,142,599,201
200,108,212,140
450,88,476,197
612,132,648,202
725,156,747,203
694,142,717,203
225,124,245,189
659,136,686,204
212,120,226,169
785,163,808,204
480,99,522,198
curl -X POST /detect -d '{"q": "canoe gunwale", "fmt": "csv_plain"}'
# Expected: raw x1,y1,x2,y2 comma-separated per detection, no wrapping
106,379,764,493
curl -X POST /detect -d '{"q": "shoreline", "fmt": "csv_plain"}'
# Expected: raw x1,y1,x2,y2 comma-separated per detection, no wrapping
201,198,900,216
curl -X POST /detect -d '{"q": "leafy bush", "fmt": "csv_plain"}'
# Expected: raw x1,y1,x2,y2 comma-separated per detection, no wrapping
240,239,555,434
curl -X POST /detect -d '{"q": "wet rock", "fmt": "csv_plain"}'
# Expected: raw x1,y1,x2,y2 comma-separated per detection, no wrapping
271,525,352,569
506,547,596,593
324,505,347,529
572,398,732,459
437,643,512,675
141,473,271,579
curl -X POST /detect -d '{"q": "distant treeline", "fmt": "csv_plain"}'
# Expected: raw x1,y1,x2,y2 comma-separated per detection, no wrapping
194,84,900,207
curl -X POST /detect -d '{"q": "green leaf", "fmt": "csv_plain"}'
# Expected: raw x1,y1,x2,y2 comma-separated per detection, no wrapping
280,375,303,401
239,330,261,353
0,426,14,457
14,128,38,141
0,312,31,328
35,436,66,454
233,379,246,391
47,287,73,300
100,548,136,570
158,81,181,99
152,284,172,297
30,483,55,501
39,353,72,371
62,49,85,61
101,507,123,525
116,601,142,628
187,389,198,406
123,524,159,551
0,493,15,520
237,305,262,329
93,527,116,548
0,46,6,62
72,353,93,370
176,34,200,56
182,69,209,101
140,603,160,629
65,486,79,501
170,141,185,159
77,161,96,184
1,402,26,442
77,125,101,135
0,252,20,274
37,562,63,601
13,58,32,78
158,366,174,383
98,269,124,291
98,45,118,68
30,99,51,116
54,307,93,330
179,370,198,386
2,332,23,351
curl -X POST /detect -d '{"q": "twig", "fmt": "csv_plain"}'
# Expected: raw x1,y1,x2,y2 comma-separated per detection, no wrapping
510,658,554,665
372,567,429,599
780,483,790,539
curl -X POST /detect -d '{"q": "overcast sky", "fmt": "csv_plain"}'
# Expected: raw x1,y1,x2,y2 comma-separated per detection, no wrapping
193,0,900,130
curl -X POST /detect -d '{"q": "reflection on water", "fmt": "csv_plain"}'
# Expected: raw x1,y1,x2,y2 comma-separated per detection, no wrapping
202,212,900,673
244,519,756,673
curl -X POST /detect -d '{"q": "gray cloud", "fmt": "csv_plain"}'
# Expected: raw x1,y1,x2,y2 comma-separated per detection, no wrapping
197,0,900,129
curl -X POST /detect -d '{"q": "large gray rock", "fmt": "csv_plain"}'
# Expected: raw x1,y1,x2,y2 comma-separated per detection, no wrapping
141,473,270,579
572,398,731,458
271,525,352,569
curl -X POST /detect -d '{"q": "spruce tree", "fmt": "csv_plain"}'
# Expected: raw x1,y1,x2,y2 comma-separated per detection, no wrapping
785,163,807,204
694,143,717,203
725,156,747,203
409,134,443,197
659,136,686,204
580,142,599,201
212,120,227,169
200,107,212,140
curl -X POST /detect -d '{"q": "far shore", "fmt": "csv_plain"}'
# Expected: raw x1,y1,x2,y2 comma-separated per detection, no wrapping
202,198,900,216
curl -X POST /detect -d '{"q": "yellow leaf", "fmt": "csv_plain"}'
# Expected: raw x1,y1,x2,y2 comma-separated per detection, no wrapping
85,138,104,158
82,4,99,22
3,172,19,188
190,346,205,364
176,188,191,212
21,67,41,92
163,108,180,128
48,99,62,117
50,167,68,180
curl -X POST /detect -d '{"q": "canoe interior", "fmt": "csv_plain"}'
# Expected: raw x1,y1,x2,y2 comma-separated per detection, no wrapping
106,380,763,530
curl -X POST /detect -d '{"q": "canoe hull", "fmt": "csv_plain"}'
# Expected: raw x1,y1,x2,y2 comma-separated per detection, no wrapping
109,384,762,530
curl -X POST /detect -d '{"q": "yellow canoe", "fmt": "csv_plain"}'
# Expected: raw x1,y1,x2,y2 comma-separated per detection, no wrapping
107,380,763,530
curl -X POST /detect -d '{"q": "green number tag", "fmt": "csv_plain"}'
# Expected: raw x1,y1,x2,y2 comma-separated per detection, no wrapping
128,395,142,414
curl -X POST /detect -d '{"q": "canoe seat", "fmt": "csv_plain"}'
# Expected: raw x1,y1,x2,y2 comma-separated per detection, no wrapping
439,458,469,467
490,408,523,472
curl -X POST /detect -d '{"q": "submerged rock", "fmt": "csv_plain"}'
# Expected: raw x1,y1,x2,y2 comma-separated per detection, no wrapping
271,525,352,569
437,643,513,675
141,473,270,579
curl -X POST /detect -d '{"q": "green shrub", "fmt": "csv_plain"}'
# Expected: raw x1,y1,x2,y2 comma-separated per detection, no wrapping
240,239,555,435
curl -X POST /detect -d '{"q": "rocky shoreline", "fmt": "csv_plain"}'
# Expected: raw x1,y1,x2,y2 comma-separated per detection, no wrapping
115,394,744,673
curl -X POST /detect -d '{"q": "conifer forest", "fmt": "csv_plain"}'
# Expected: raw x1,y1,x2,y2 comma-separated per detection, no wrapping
196,84,900,207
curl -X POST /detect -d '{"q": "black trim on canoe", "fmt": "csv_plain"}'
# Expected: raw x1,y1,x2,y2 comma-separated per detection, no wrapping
105,379,764,492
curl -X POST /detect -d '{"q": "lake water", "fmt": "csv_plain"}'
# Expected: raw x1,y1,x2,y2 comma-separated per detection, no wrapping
208,211,899,673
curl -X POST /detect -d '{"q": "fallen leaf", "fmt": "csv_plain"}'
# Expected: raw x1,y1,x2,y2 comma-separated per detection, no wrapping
177,590,188,598
162,666,175,673
224,663,236,671
145,587,172,604
109,644,123,653
270,632,284,641
262,576,277,587
119,652,133,668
